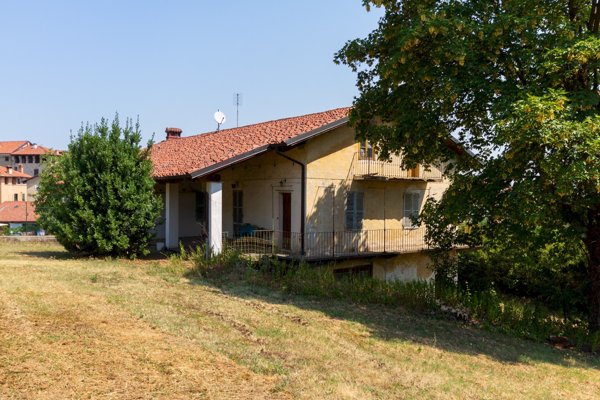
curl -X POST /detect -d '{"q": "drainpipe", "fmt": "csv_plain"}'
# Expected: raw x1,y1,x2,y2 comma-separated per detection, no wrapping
275,148,306,256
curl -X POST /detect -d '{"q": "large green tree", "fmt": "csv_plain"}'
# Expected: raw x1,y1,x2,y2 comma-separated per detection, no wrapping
36,116,161,257
336,1,600,330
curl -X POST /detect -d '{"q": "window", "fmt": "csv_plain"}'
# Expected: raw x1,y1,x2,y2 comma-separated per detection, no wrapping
233,190,243,235
334,264,373,280
22,193,25,201
359,140,373,160
345,191,364,230
403,191,422,229
3,156,7,161
28,155,33,163
33,169,39,176
13,193,18,201
195,191,207,225
35,155,40,163
407,165,420,178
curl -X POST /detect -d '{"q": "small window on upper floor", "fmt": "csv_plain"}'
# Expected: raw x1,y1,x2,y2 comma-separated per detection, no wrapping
13,193,18,201
4,156,8,162
403,191,423,229
359,140,374,160
34,169,39,177
22,193,25,201
35,155,40,163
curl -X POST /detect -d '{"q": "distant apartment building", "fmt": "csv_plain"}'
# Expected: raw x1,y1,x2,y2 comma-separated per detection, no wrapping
0,140,61,201
0,165,31,203
0,141,29,167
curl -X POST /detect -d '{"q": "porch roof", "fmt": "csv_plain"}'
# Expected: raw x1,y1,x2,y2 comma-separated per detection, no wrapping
150,107,351,180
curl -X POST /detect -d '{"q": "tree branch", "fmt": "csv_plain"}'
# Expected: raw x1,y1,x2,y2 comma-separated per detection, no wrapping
589,0,600,33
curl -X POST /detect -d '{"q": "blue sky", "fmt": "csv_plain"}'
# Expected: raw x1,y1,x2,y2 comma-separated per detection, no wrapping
0,1,383,149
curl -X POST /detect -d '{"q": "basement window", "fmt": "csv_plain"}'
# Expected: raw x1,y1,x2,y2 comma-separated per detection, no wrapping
334,264,373,280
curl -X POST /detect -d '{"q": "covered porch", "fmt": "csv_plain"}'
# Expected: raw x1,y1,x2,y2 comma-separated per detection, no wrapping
153,149,305,255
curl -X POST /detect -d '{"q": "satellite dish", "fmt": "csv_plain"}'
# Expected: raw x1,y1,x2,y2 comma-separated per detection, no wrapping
214,110,226,125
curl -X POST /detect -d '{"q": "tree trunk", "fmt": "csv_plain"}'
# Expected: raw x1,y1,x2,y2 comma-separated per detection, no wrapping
586,224,600,332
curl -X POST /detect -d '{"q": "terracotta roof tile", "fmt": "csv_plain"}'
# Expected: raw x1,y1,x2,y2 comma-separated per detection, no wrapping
0,141,29,154
11,144,53,155
0,201,37,223
0,166,32,179
151,107,351,178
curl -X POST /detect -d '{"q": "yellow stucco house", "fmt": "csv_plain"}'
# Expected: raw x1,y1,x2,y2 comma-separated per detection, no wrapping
151,107,462,281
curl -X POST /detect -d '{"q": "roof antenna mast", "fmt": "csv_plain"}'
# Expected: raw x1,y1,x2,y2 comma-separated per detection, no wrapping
214,110,226,131
233,93,243,127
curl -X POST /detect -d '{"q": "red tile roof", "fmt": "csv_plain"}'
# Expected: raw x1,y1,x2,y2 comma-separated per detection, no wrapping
0,141,29,154
11,144,53,155
150,107,351,179
0,166,32,179
0,201,37,223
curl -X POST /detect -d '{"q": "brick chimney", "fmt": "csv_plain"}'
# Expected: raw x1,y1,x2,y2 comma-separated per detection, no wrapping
7,166,12,174
165,127,182,140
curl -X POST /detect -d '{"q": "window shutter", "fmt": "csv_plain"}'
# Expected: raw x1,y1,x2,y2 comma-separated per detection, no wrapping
356,192,364,229
345,192,354,230
403,192,414,228
403,191,424,228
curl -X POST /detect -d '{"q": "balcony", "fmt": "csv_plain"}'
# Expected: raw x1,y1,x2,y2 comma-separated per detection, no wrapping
352,153,443,181
222,227,429,261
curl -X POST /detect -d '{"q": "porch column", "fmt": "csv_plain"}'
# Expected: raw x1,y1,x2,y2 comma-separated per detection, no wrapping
207,181,223,255
165,182,179,249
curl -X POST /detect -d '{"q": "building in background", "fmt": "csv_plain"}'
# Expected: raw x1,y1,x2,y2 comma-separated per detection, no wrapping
0,141,29,167
0,201,38,232
0,141,61,201
0,166,31,203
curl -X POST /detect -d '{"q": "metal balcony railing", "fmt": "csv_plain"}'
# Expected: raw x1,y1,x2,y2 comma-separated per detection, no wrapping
352,153,443,180
222,226,429,260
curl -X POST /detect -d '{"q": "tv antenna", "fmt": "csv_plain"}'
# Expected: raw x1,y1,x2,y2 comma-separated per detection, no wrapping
233,93,243,127
214,110,226,131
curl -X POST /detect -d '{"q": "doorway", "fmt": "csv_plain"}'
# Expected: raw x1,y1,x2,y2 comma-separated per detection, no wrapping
280,192,292,250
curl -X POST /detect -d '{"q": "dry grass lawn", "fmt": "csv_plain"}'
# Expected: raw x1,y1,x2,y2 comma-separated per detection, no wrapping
0,241,599,399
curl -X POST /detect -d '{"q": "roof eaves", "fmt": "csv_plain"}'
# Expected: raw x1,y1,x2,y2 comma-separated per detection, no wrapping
154,173,191,182
283,117,349,147
189,144,272,180
446,135,479,160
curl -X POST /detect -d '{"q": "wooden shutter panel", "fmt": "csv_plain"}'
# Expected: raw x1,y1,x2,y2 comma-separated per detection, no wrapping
403,192,413,228
345,192,354,230
356,192,364,229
